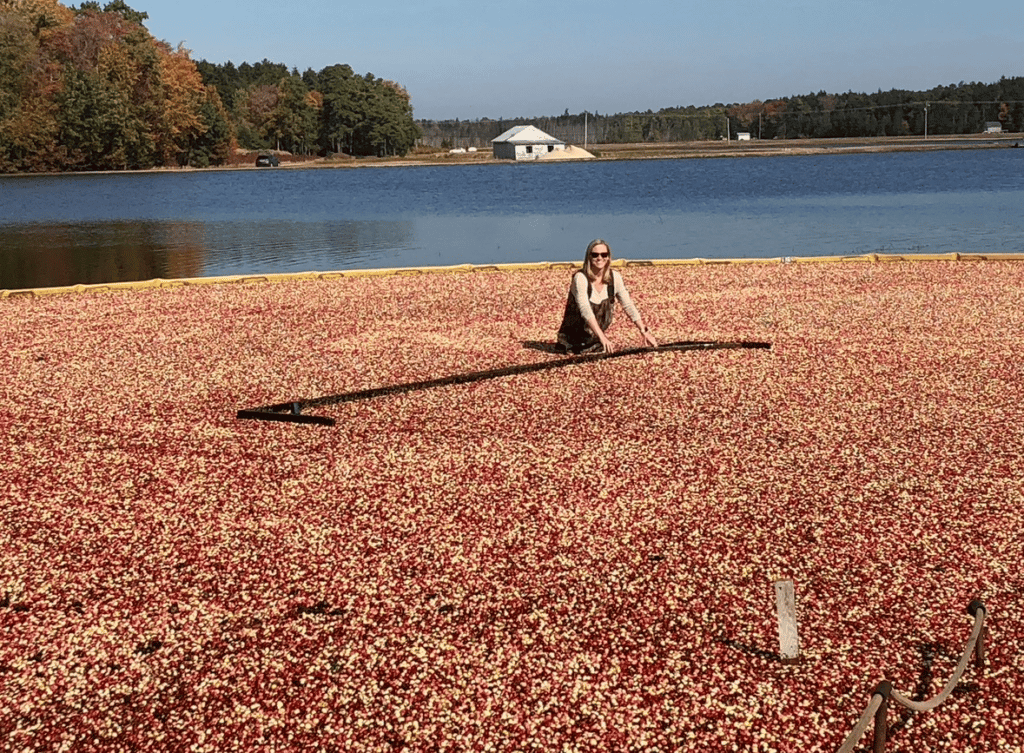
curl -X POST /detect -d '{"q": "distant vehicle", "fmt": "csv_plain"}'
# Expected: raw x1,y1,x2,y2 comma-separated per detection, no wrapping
255,154,280,167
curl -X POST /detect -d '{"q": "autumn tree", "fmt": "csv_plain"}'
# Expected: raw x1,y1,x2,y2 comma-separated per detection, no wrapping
0,0,75,169
46,7,160,167
0,12,36,121
0,0,72,33
0,0,233,171
0,9,64,169
157,42,208,163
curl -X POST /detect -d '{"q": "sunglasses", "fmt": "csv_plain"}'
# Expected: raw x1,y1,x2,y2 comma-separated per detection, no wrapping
590,252,609,258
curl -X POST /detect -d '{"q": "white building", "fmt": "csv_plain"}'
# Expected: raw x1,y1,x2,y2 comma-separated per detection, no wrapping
984,122,1004,134
736,132,751,141
492,125,566,161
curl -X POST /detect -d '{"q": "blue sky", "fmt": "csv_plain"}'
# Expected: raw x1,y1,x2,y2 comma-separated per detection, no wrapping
137,0,1024,121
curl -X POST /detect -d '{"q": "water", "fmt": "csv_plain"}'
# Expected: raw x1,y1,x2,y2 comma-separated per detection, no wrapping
2,149,1023,289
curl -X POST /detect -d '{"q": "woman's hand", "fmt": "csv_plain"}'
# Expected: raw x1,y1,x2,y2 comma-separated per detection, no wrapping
586,317,614,353
640,327,658,349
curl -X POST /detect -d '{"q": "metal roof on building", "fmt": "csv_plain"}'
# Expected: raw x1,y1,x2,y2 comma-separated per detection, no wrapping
491,125,565,145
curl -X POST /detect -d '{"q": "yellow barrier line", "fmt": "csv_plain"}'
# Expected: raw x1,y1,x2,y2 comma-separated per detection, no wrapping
3,253,1023,299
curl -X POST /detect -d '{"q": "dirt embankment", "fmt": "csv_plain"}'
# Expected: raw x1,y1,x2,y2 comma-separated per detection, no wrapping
258,133,1023,171
590,133,1021,160
36,133,1018,177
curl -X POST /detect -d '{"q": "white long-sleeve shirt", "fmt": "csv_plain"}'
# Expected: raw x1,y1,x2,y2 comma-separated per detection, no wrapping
571,270,642,326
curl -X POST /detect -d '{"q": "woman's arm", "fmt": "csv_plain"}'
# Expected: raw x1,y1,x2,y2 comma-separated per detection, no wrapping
613,272,658,348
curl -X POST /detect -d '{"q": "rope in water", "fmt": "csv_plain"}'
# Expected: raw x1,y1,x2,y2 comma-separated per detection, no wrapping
835,600,987,753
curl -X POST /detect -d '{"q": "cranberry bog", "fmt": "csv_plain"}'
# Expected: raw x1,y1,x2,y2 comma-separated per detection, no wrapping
2,260,1023,751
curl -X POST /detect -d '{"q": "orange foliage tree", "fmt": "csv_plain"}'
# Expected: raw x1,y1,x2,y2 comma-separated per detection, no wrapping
0,0,231,171
0,3,69,169
157,43,208,164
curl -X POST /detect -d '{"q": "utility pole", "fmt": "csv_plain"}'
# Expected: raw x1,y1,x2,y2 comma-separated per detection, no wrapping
924,104,929,139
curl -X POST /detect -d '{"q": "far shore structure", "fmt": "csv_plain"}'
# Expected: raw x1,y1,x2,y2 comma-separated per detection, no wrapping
491,125,594,161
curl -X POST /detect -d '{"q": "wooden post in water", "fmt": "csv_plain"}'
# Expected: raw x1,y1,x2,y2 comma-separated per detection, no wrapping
774,579,800,664
968,599,987,667
872,681,892,753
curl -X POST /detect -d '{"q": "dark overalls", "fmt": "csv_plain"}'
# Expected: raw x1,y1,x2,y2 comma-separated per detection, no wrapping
555,272,615,354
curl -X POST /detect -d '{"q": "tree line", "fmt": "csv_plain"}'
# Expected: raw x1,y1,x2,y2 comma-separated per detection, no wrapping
419,78,1024,148
726,79,1024,140
417,109,729,149
1,0,232,171
0,0,420,173
194,59,420,158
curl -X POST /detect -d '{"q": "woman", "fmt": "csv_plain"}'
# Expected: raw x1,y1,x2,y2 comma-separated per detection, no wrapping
555,239,658,354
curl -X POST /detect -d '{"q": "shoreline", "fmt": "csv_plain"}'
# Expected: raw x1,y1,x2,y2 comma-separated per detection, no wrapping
2,133,1020,177
173,132,1024,171
4,252,1024,299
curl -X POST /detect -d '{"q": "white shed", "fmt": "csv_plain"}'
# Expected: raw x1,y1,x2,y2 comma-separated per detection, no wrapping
492,125,566,161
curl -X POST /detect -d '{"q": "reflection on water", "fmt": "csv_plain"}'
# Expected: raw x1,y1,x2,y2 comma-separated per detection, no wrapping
0,219,416,289
0,223,192,289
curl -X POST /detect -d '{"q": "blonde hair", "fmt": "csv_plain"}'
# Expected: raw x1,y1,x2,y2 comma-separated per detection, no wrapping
582,239,613,284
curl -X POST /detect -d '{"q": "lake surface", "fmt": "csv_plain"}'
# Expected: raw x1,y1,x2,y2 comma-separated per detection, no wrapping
2,149,1023,289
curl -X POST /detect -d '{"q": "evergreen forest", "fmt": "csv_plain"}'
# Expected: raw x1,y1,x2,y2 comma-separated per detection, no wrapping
420,79,1024,149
